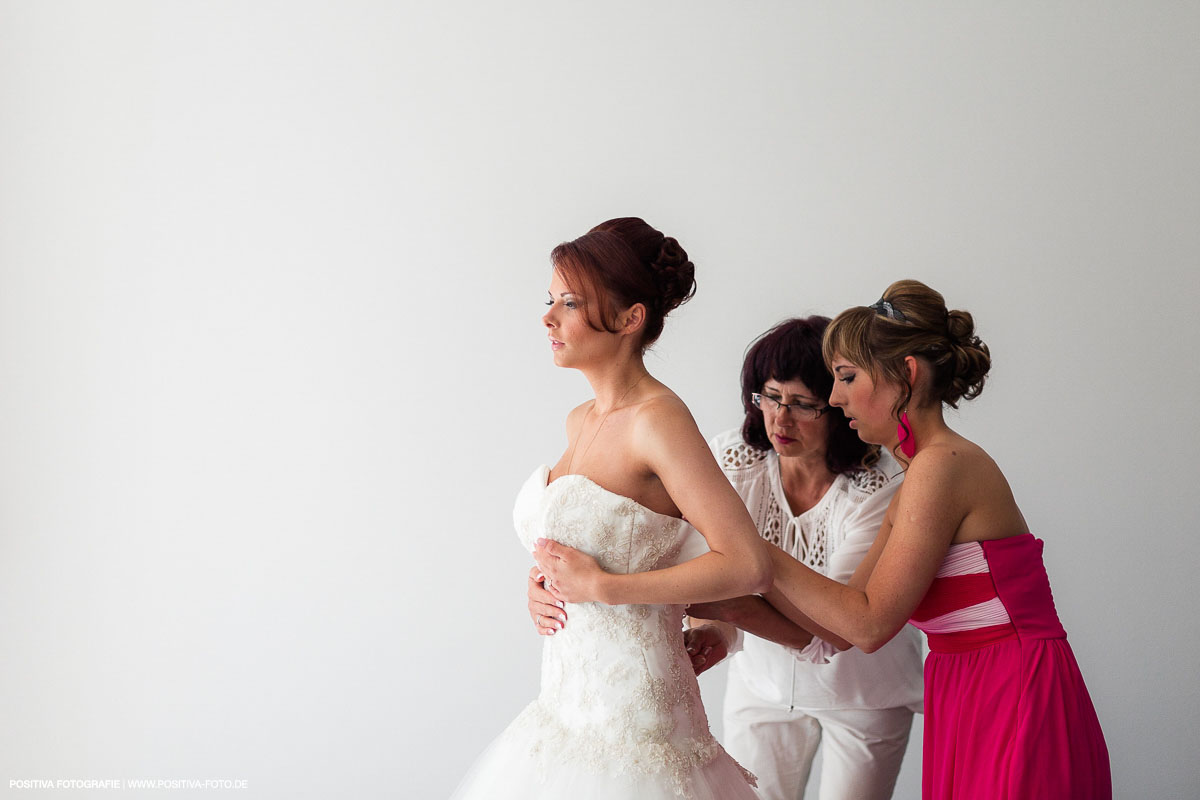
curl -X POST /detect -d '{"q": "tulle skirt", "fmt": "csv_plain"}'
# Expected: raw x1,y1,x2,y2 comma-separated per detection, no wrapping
449,705,759,800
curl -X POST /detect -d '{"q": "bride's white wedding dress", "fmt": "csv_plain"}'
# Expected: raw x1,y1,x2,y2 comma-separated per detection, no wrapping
450,465,758,800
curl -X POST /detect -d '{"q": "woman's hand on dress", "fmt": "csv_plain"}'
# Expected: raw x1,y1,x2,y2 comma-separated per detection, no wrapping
533,538,608,604
528,566,567,635
683,624,729,676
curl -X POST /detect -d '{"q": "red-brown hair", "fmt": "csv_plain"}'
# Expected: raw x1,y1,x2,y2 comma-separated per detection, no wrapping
550,218,696,350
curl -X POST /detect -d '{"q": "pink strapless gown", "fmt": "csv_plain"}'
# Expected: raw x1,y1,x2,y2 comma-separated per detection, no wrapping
909,534,1111,800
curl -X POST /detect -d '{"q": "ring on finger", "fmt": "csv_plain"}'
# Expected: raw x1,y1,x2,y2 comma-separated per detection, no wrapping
536,614,542,627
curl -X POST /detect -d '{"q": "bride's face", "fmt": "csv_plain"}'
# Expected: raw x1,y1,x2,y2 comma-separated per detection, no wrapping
542,270,616,369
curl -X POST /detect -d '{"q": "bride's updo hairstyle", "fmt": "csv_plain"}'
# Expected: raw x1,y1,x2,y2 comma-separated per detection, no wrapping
822,279,991,420
550,217,696,351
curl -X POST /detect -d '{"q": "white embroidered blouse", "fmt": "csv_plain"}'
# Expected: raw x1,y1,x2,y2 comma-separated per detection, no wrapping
710,428,925,712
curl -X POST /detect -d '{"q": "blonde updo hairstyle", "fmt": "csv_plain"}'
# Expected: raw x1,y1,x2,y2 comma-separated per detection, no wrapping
822,280,991,424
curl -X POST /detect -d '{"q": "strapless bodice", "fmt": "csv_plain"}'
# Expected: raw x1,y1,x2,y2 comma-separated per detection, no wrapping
503,465,750,798
910,533,1067,653
514,465,703,574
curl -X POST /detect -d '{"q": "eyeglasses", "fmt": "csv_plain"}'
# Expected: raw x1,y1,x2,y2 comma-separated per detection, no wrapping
751,393,829,420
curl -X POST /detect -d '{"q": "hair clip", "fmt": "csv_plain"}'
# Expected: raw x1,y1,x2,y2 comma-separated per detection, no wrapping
869,299,907,322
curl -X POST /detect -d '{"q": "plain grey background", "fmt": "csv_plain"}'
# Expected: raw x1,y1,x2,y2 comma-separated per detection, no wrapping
2,2,1198,798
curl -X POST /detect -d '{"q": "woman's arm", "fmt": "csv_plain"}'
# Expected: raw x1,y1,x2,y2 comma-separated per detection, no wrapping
760,585,852,650
766,447,964,653
687,595,814,650
744,468,904,651
535,396,772,605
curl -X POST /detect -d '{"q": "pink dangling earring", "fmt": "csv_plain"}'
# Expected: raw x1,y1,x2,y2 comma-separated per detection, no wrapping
897,412,916,458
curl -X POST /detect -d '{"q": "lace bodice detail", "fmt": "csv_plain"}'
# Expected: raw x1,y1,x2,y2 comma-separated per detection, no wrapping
507,466,752,798
514,468,698,575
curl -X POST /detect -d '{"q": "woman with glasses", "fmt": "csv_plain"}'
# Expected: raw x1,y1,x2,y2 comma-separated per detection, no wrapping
529,317,924,800
689,317,924,800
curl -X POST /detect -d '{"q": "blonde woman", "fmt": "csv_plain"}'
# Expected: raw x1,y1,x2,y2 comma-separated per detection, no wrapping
765,281,1110,799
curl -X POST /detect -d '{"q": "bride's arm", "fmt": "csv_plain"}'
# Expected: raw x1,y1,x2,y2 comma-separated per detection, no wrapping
535,396,772,605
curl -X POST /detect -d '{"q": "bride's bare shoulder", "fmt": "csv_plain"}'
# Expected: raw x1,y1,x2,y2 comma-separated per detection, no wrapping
631,391,704,448
635,389,692,420
564,400,594,438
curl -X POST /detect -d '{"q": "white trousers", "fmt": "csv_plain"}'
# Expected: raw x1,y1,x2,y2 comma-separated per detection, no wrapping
722,675,914,800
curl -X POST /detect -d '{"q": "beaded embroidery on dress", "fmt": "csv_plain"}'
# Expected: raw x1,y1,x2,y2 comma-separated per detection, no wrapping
449,466,758,800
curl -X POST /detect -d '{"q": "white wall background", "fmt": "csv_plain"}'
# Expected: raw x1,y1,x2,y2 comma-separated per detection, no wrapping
2,2,1197,798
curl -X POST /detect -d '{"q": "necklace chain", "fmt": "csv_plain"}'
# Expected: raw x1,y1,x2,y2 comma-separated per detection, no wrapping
565,372,649,475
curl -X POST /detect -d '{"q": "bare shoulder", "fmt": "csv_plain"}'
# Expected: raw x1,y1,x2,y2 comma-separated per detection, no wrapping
564,399,594,439
637,390,692,418
905,436,990,484
628,392,712,475
888,440,977,521
893,435,1011,542
631,391,700,442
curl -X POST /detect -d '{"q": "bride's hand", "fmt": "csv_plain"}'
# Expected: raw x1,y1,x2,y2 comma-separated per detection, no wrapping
528,566,567,635
533,538,609,604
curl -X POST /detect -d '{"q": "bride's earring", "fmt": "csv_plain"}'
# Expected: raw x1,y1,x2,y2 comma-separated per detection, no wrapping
897,412,916,458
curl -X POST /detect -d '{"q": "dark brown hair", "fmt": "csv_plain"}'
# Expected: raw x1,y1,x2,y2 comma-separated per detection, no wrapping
823,280,992,424
741,317,878,474
550,217,696,350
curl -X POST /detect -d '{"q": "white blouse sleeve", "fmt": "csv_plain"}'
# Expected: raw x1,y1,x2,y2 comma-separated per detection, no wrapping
789,637,840,664
788,467,903,665
825,467,904,585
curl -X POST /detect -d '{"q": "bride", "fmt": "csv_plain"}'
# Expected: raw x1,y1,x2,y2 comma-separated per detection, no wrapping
450,218,771,800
